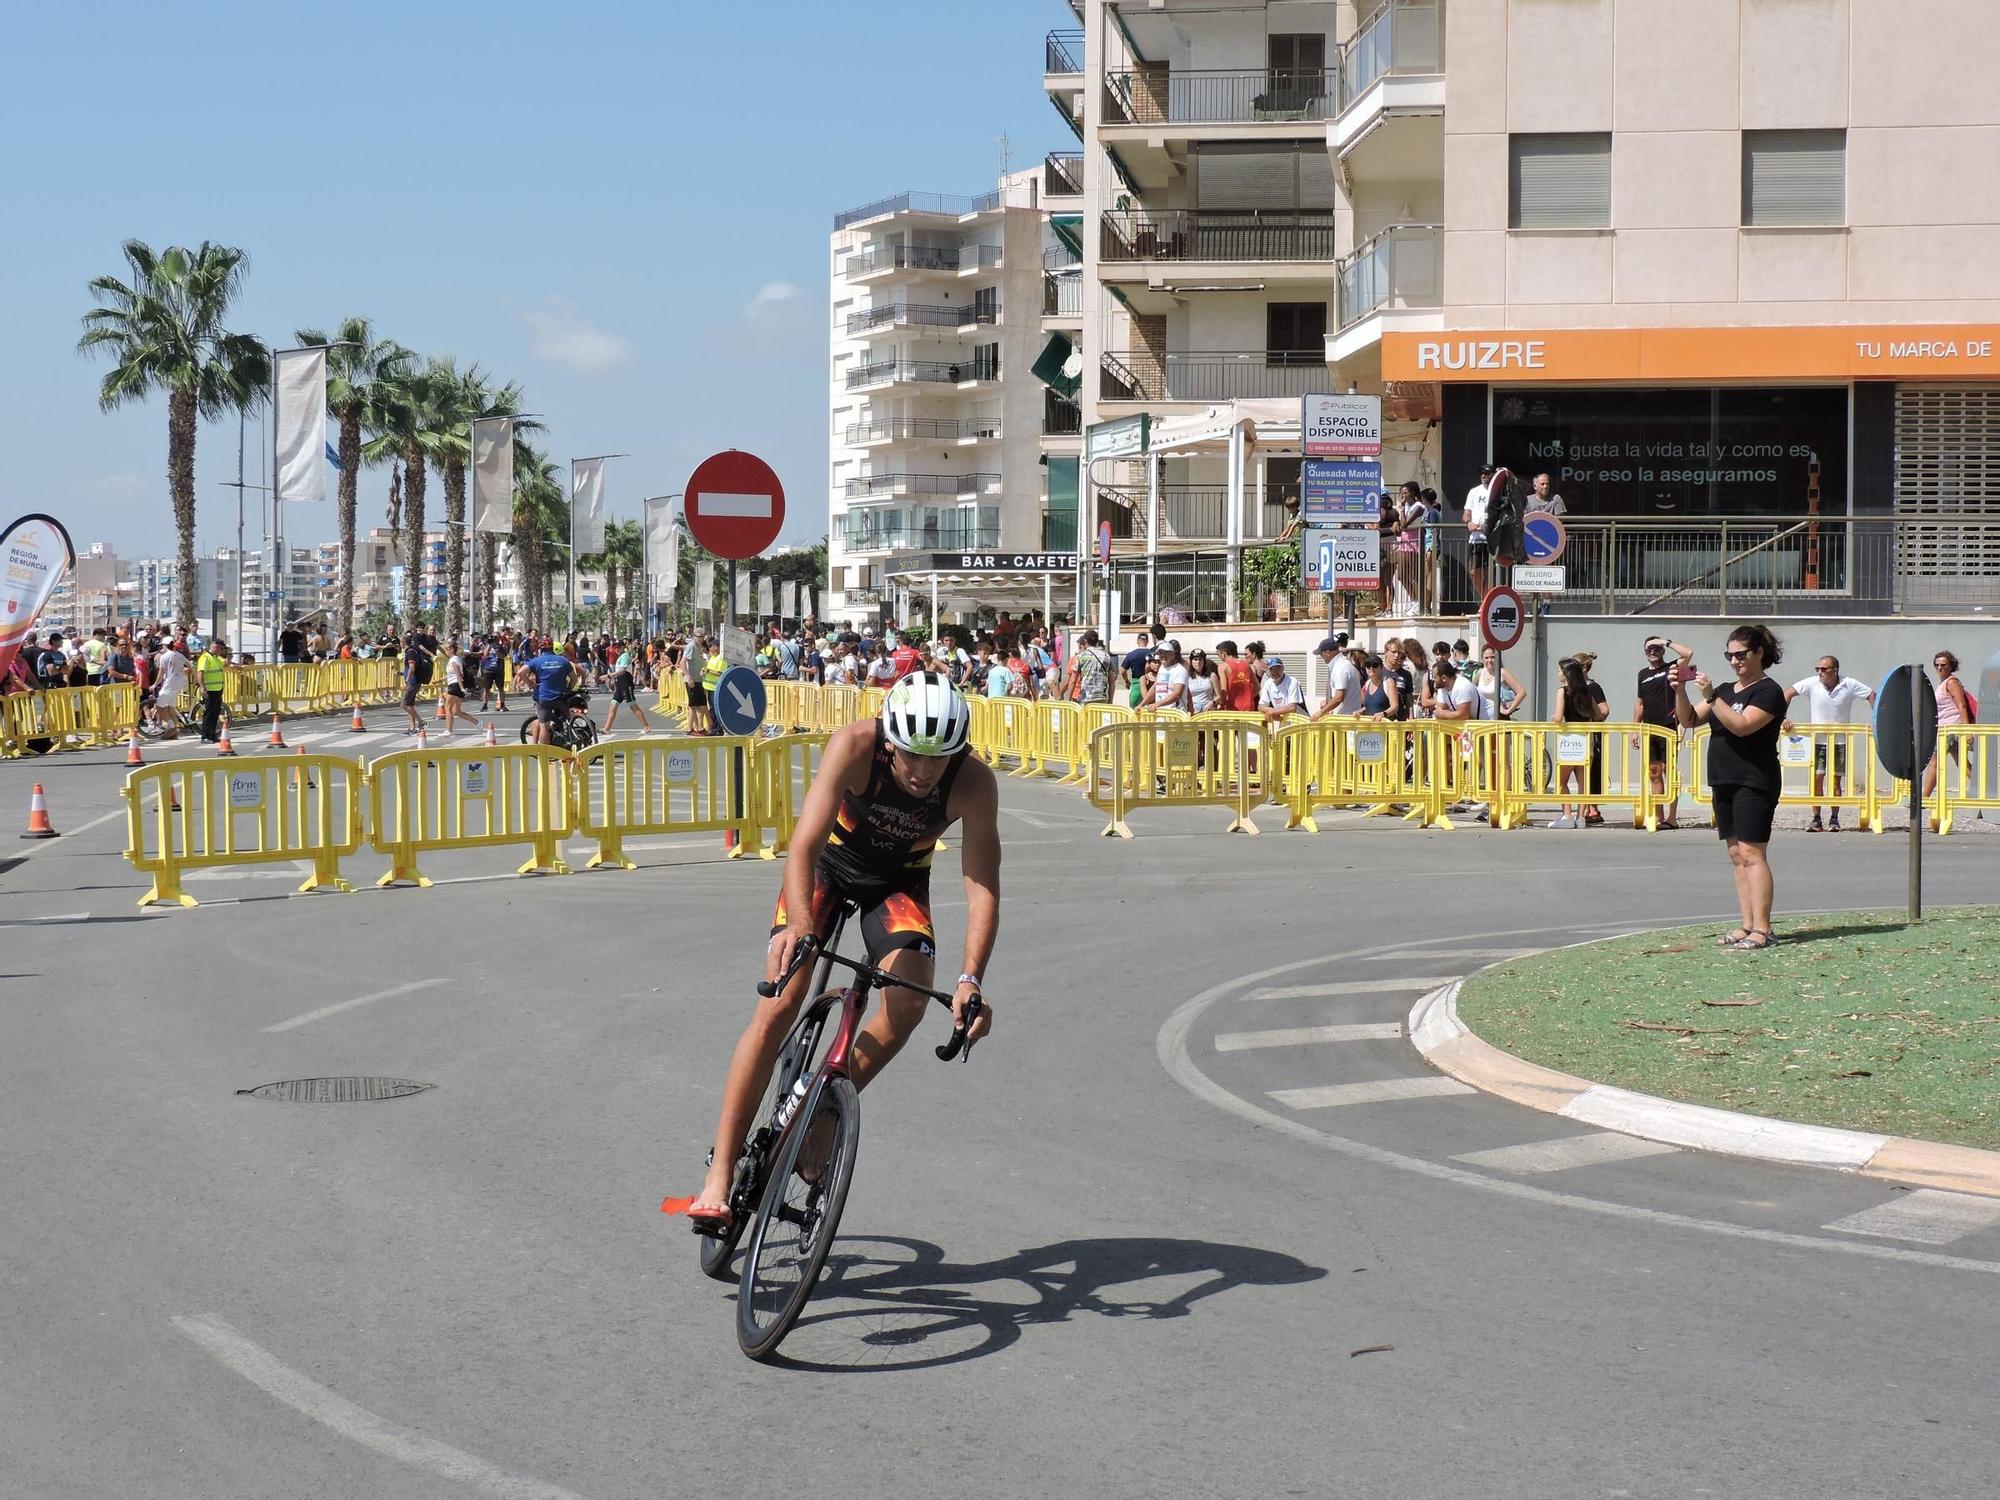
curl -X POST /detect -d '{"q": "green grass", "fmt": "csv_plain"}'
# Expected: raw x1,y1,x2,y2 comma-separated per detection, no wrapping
1456,907,2000,1151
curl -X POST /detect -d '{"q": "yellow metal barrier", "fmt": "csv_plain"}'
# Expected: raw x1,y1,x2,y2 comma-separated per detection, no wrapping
1687,724,1892,832
1271,720,1447,831
752,733,831,857
1085,719,1266,838
655,672,690,724
1935,723,1998,835
122,753,365,907
368,742,576,885
571,734,761,869
818,684,864,730
1475,722,1677,831
1033,699,1093,784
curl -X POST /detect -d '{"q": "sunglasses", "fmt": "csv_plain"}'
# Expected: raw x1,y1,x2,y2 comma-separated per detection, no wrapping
1722,649,1751,662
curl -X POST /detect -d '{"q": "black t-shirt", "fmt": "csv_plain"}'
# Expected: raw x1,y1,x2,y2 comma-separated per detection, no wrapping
1706,676,1787,794
1386,664,1414,720
1636,666,1675,727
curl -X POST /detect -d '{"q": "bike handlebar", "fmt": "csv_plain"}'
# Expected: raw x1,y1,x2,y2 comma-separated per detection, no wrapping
756,935,982,1063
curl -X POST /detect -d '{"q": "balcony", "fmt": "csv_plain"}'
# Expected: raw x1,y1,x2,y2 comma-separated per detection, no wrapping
1100,210,1337,266
1332,224,1443,365
842,243,962,280
1045,29,1082,75
1331,2,1446,180
832,191,1001,232
844,359,964,392
842,518,1003,554
1044,390,1083,437
1104,66,1338,127
845,303,999,336
844,472,1001,501
1044,151,1083,199
1043,271,1082,318
1099,485,1293,543
958,243,1002,275
1099,350,1335,403
843,416,999,447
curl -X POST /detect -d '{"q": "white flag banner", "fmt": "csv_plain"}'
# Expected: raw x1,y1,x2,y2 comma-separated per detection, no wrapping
645,496,679,601
733,568,750,616
274,348,328,506
694,558,715,614
471,418,514,533
571,458,606,553
757,576,773,617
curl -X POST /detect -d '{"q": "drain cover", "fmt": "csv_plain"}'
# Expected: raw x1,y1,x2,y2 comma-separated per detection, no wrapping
238,1077,435,1103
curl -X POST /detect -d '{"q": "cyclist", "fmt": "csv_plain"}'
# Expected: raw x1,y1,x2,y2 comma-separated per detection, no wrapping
518,638,575,745
686,671,999,1232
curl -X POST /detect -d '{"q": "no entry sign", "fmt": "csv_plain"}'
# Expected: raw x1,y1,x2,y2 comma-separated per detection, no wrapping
685,450,785,560
1479,585,1525,650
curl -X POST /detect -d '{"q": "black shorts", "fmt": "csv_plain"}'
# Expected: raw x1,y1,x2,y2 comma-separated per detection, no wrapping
1713,784,1777,844
446,683,466,700
401,677,422,707
480,668,503,690
687,683,709,708
535,700,560,724
1467,539,1490,567
772,864,936,969
1643,728,1673,767
611,674,636,704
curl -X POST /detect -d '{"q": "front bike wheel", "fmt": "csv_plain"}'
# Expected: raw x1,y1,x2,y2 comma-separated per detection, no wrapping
519,716,536,745
737,1074,860,1361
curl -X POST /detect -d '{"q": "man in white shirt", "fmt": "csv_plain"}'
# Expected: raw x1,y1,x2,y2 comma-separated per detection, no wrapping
1309,634,1361,721
1258,657,1306,721
1526,471,1568,516
1782,654,1875,831
151,641,190,737
1463,463,1494,598
1150,639,1190,712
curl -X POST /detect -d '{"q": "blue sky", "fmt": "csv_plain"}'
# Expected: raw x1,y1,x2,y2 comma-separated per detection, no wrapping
0,0,1063,558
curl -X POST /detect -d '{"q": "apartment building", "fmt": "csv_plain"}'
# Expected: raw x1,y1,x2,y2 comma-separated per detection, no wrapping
824,174,1064,625
1060,0,2000,624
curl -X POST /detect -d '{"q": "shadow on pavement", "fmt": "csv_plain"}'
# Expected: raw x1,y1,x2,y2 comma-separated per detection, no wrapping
754,1234,1327,1374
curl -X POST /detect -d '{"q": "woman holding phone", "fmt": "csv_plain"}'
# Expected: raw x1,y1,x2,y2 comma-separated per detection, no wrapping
1676,624,1787,950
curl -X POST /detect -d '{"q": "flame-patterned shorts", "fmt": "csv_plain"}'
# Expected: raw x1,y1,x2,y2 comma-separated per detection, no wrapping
772,866,935,965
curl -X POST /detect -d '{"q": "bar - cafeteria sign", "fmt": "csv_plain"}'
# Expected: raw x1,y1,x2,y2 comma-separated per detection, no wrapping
1384,326,2000,382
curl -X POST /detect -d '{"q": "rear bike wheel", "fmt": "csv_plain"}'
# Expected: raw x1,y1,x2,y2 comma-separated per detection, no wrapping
519,716,536,745
697,990,841,1282
737,1074,860,1361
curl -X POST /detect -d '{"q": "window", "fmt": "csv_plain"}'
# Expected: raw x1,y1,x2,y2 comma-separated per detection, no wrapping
1508,133,1612,229
1268,33,1326,75
1742,130,1845,227
1266,302,1326,365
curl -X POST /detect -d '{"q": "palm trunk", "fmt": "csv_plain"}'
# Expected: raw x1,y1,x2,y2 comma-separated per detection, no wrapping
168,388,199,628
336,409,361,639
604,566,619,636
443,456,467,639
480,535,498,625
387,463,402,541
402,445,427,633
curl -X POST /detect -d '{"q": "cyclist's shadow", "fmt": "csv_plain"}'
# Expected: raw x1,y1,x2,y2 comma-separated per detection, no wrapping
756,1234,1327,1373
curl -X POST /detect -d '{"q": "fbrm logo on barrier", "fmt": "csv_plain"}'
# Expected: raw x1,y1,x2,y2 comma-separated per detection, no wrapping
1413,339,1548,372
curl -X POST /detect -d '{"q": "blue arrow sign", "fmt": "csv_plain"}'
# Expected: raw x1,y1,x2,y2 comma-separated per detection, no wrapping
1522,512,1567,563
711,666,767,737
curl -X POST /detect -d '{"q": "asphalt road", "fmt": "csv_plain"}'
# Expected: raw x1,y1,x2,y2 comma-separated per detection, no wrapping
3,718,1997,1499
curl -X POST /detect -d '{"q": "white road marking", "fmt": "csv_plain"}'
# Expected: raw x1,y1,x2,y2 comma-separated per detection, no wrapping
320,733,387,748
0,912,93,926
1357,947,1542,963
184,862,312,883
1824,1190,2000,1246
4,806,125,861
263,978,449,1034
1245,977,1459,1000
1216,1022,1402,1051
1269,1076,1474,1110
1454,1132,1681,1175
171,1314,589,1500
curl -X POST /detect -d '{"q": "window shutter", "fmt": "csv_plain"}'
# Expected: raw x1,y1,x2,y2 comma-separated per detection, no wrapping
1509,134,1611,228
1743,130,1845,227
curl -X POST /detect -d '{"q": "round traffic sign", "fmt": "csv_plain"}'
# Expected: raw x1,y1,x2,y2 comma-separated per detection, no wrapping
685,450,785,561
1522,511,1566,563
711,665,768,737
1479,585,1525,651
1873,664,1937,782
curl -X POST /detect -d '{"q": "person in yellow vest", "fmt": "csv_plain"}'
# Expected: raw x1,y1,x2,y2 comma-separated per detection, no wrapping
195,638,230,742
700,643,727,736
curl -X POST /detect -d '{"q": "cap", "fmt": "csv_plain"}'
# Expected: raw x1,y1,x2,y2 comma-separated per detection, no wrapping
1158,638,1181,655
1267,657,1285,672
1315,634,1347,654
1479,462,1496,475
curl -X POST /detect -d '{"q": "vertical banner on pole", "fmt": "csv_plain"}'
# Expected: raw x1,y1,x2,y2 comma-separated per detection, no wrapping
757,575,773,619
273,348,328,506
787,581,802,622
471,418,515,532
571,458,606,553
733,568,750,617
694,558,715,619
646,496,679,602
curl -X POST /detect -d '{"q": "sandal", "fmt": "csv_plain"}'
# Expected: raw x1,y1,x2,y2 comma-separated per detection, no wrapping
1716,928,1751,947
1730,930,1776,951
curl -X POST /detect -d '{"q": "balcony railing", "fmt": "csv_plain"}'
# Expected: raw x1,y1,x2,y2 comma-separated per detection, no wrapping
1043,271,1082,317
1337,223,1443,328
844,472,1001,500
1105,66,1338,125
1044,391,1083,436
833,192,993,231
1046,29,1083,74
1340,3,1444,110
842,520,1003,553
1100,349,1334,402
844,417,1000,445
1099,486,1292,542
1044,151,1083,197
959,244,1003,272
845,303,964,335
843,244,961,277
844,359,961,390
1044,243,1081,272
1100,210,1338,264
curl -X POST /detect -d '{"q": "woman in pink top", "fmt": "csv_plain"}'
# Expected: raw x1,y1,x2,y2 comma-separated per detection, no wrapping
1923,649,1974,801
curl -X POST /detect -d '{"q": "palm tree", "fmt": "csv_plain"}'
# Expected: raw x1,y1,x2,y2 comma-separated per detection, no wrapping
426,367,539,638
508,447,566,634
364,358,448,634
294,319,408,640
600,518,645,635
79,240,268,626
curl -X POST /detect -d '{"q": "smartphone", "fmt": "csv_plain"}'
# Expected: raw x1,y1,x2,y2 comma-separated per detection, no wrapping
1669,661,1695,685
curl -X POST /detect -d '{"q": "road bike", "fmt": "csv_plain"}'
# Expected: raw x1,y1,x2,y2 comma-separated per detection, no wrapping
517,691,599,750
693,909,981,1360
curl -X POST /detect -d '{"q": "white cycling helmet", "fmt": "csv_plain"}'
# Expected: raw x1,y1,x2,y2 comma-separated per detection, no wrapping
881,670,971,757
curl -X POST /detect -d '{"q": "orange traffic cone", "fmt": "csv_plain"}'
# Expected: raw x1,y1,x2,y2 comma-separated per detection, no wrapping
483,721,497,747
267,714,287,749
292,743,315,791
350,700,366,732
126,729,145,766
21,783,58,839
215,718,236,756
416,726,429,753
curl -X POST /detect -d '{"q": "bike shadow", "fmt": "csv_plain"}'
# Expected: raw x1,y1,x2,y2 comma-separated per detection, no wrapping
755,1234,1327,1374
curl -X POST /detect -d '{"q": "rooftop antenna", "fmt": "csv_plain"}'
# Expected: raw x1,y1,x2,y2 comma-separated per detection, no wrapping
998,131,1011,184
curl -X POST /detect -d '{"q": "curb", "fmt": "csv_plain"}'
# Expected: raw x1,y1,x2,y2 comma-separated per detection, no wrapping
1409,979,2000,1201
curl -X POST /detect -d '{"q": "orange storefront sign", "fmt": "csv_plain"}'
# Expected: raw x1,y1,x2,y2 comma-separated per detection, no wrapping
1381,326,2000,382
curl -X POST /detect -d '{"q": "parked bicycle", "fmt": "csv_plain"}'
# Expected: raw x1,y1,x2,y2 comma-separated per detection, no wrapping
690,910,981,1361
